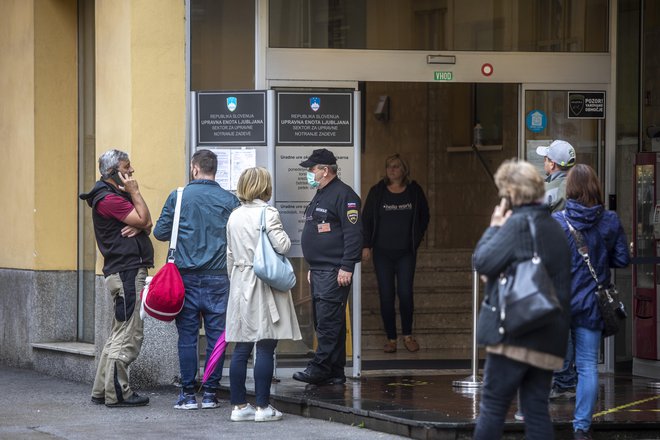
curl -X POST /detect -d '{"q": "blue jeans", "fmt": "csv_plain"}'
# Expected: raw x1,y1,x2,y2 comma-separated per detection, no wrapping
230,339,278,408
552,329,577,390
373,248,417,339
573,326,601,432
474,353,554,440
175,273,229,393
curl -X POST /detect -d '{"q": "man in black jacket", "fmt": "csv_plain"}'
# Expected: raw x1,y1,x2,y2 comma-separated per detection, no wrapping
79,149,154,407
293,149,362,385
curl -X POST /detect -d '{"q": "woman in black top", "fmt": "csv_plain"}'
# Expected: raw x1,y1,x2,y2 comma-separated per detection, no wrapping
362,154,430,353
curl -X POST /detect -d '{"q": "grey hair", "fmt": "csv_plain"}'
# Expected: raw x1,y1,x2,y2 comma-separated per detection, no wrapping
98,149,129,179
325,164,338,174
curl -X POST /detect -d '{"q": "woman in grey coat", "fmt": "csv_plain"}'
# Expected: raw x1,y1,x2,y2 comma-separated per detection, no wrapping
226,167,302,423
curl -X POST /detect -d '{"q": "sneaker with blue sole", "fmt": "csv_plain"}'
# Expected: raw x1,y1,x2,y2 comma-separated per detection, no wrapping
174,391,198,410
201,391,220,409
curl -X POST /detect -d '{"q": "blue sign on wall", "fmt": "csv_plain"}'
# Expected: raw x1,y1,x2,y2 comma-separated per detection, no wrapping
526,110,547,133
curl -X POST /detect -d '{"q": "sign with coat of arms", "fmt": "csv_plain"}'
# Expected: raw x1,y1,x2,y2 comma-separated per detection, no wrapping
567,91,605,119
276,91,353,145
197,91,267,145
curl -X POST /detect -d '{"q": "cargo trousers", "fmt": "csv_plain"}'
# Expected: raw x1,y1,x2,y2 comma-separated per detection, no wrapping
91,267,147,404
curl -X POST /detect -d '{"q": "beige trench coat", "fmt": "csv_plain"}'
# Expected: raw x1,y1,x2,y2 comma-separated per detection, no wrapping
225,200,302,342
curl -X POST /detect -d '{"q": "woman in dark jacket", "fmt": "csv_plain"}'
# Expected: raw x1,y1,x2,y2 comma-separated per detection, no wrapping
473,159,571,440
362,154,430,353
552,164,630,440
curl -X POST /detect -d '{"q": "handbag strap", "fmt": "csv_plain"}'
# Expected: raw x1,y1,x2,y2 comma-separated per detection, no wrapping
168,187,184,263
260,206,267,231
525,215,540,259
563,212,602,288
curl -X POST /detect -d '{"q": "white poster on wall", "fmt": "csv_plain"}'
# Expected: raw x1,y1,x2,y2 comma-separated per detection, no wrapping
207,147,256,191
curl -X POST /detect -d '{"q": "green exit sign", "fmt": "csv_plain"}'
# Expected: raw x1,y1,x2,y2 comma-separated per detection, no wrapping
434,71,453,81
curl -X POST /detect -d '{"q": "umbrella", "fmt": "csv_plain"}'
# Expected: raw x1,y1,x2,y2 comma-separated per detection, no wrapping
202,330,227,384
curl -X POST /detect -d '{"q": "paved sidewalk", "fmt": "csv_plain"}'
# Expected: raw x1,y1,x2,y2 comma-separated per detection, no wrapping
0,366,404,440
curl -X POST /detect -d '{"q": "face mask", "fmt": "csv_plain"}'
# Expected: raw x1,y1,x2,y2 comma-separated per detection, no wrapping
306,171,320,188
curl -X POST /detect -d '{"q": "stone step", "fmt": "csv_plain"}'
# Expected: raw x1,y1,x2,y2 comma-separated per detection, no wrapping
361,329,473,350
361,270,473,290
360,308,473,331
360,288,475,311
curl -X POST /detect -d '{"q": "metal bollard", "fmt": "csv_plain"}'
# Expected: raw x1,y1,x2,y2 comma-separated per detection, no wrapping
452,260,483,389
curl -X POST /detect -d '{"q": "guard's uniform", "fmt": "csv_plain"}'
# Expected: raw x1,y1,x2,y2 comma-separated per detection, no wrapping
301,177,362,379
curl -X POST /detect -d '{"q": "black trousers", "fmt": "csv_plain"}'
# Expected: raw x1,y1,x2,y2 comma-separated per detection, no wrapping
307,269,350,378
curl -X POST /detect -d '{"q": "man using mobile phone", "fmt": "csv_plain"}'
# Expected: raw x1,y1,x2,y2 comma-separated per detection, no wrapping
79,149,154,408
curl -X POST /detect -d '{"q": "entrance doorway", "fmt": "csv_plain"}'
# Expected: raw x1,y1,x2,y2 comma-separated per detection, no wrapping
360,81,517,366
359,82,606,368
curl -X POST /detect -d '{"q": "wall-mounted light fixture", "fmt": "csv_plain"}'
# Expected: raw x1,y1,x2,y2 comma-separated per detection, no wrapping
427,54,456,64
374,95,390,122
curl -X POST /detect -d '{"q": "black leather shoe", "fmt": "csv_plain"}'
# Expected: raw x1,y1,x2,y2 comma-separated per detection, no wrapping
105,392,149,408
318,376,346,386
292,371,327,384
91,396,105,405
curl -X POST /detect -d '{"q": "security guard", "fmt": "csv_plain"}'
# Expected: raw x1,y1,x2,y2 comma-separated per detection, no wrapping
293,148,362,385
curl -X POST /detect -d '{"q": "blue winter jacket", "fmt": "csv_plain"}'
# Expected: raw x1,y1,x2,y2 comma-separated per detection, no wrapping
552,200,630,330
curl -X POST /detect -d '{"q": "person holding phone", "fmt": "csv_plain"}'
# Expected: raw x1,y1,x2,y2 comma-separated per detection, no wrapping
473,159,571,440
79,149,154,408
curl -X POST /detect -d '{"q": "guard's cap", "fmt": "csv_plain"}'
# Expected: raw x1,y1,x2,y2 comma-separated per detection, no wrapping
299,148,337,168
536,140,576,168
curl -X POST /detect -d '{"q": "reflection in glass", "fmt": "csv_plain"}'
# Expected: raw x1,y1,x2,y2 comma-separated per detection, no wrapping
269,0,608,52
635,164,654,289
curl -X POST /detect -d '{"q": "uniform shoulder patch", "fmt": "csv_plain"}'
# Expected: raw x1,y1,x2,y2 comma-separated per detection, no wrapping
347,209,359,224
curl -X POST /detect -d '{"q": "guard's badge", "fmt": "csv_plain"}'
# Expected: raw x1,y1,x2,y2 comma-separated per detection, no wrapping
347,209,359,224
226,96,237,112
310,97,320,112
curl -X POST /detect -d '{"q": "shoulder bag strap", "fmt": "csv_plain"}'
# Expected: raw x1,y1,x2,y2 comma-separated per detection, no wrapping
525,214,539,259
167,187,184,263
563,212,602,288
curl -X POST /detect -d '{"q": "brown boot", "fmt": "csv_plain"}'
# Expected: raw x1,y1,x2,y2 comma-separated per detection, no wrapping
403,335,419,352
383,339,397,353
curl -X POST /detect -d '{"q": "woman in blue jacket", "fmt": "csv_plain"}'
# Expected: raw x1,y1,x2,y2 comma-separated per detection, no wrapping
552,164,630,440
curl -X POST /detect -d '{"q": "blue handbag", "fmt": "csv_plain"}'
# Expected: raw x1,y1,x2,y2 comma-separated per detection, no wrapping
253,207,297,292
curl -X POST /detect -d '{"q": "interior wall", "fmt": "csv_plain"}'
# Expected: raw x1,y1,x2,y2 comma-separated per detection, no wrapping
362,82,518,251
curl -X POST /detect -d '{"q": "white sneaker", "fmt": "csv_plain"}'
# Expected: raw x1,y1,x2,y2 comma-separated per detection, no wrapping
254,404,283,422
230,403,256,421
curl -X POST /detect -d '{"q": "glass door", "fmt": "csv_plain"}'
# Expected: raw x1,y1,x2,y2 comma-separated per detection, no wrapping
521,86,605,177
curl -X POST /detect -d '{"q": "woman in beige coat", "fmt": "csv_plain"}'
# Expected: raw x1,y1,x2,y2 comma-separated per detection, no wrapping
226,167,302,423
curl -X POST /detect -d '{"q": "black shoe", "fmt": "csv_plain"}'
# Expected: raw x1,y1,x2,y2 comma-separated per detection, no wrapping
91,396,105,405
105,392,150,408
292,371,327,384
573,429,592,440
318,376,346,386
549,386,577,400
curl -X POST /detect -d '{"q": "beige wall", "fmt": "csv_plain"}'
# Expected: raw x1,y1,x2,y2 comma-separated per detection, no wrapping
0,0,186,273
0,0,77,271
96,0,187,272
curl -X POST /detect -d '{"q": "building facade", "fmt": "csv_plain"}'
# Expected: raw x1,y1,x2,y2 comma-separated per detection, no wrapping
1,0,659,386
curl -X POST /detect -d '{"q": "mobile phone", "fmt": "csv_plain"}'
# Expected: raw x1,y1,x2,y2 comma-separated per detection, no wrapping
500,196,511,211
109,170,123,186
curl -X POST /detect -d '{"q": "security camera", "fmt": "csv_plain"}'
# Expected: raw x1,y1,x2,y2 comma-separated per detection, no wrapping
374,95,390,122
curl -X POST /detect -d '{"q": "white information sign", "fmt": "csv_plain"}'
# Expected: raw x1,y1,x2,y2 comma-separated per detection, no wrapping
207,147,256,191
274,146,355,202
274,146,356,257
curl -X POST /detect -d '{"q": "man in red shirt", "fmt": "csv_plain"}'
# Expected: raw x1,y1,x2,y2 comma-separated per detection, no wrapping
80,149,154,407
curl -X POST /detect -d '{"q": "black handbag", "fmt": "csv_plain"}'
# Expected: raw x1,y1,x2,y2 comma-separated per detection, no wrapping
498,215,562,337
564,213,627,337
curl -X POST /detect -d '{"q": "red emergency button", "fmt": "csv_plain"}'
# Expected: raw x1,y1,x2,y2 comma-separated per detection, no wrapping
481,63,493,76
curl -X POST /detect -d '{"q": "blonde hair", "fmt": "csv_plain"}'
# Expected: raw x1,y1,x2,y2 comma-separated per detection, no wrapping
494,159,545,206
236,167,272,203
383,153,411,185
